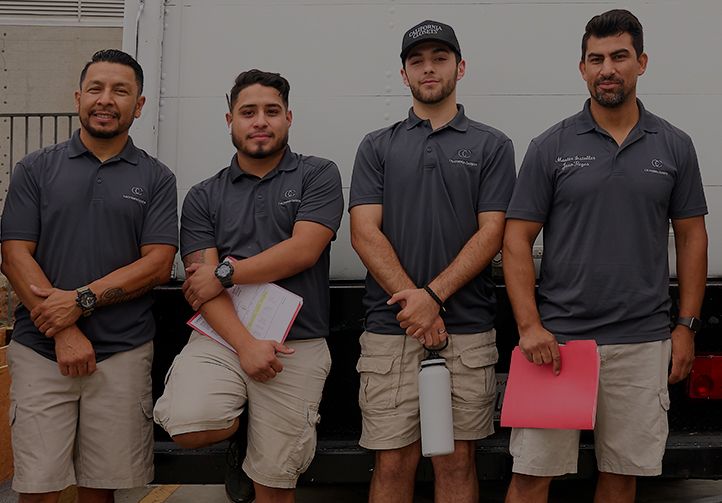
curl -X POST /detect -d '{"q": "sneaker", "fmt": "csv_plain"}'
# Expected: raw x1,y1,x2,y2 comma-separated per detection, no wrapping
225,416,255,503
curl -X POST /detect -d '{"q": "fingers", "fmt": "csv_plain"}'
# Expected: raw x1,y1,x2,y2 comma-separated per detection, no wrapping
185,263,200,276
551,344,562,375
273,343,295,355
387,292,402,306
668,358,692,384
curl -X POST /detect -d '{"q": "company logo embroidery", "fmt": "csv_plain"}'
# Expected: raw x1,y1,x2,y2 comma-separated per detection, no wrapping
643,159,670,177
123,185,147,205
449,148,478,167
279,188,301,206
555,154,596,171
409,24,443,40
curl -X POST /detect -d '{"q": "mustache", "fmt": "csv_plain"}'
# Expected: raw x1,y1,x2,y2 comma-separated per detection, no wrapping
595,77,624,86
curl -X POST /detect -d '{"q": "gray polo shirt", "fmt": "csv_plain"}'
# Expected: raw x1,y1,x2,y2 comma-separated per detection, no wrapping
507,99,707,344
181,147,343,341
349,106,516,334
1,130,179,361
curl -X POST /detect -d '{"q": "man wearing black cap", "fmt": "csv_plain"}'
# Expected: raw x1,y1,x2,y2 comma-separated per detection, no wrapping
350,20,516,503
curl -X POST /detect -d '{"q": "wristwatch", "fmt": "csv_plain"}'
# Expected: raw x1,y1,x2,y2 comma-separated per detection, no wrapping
75,287,97,317
214,261,235,288
676,316,702,334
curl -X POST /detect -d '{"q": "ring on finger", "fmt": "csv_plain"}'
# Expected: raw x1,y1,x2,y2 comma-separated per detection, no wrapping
437,328,447,334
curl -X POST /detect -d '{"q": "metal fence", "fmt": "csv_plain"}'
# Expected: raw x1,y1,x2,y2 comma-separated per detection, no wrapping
0,112,79,206
0,112,79,326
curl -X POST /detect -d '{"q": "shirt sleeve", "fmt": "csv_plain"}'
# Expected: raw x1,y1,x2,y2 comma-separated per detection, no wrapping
506,140,554,223
348,134,384,209
477,138,517,213
180,184,216,258
296,160,344,233
669,139,708,219
140,165,179,248
1,160,41,242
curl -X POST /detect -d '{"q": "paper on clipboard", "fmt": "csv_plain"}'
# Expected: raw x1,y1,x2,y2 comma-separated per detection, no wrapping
187,282,303,353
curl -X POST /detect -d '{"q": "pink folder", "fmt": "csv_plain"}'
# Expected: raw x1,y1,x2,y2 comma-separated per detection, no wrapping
500,339,600,430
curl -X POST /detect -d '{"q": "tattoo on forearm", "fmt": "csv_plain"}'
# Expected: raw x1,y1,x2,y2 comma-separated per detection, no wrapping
98,277,162,306
182,249,207,268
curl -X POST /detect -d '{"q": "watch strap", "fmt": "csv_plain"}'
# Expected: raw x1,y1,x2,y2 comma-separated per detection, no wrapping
676,316,701,333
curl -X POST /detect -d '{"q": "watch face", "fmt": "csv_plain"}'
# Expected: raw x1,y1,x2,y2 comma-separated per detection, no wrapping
79,291,96,309
216,262,232,279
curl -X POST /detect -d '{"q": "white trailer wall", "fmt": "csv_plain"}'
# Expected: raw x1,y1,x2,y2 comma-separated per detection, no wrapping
124,0,722,279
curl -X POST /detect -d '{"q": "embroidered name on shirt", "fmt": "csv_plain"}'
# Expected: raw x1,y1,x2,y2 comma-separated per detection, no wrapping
556,155,596,170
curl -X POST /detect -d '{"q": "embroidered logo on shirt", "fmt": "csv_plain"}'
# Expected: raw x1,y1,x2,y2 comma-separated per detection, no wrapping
123,186,147,205
448,148,478,167
279,188,301,206
642,159,670,177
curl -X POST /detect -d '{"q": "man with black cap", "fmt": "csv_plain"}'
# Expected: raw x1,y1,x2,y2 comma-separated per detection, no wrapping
349,20,516,503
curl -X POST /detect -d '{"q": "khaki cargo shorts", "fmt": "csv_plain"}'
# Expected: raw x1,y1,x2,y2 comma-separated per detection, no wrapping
510,338,672,477
153,332,331,489
357,330,498,450
8,340,154,493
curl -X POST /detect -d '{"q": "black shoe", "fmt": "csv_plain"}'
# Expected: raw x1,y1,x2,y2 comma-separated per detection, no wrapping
225,417,255,503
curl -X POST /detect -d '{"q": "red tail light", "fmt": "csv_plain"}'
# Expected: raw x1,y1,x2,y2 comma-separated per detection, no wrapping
688,355,722,399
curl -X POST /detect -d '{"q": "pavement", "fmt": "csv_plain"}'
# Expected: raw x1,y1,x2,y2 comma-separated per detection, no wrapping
3,479,722,502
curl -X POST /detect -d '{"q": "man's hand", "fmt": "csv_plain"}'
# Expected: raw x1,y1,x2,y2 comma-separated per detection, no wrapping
238,338,295,383
669,325,695,384
518,325,561,375
388,288,440,339
29,285,82,337
417,316,448,349
54,326,96,377
183,263,224,310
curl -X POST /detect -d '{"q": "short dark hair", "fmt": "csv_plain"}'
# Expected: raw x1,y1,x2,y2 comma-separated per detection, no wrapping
79,49,144,94
581,9,644,61
227,69,290,111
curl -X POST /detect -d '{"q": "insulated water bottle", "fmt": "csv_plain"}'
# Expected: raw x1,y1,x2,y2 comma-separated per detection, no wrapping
418,351,455,457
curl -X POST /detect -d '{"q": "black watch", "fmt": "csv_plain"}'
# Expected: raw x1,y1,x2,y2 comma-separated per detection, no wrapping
214,261,235,288
75,287,97,317
676,316,702,334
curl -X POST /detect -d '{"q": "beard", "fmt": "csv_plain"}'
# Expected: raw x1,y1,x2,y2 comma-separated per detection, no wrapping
232,131,289,159
79,109,133,139
591,78,628,108
409,70,458,105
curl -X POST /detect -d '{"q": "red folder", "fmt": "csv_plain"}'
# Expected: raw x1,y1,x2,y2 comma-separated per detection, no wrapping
500,339,600,430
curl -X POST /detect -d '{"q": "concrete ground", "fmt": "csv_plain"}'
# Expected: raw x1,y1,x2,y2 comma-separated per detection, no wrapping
2,479,722,502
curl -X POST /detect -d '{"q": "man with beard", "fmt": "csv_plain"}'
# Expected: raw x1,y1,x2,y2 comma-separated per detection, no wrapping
349,20,516,503
153,69,343,503
503,10,708,503
1,49,178,502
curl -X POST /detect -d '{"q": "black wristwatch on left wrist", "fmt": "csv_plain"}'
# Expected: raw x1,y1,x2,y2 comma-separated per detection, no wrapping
214,261,235,288
676,316,702,334
75,287,97,317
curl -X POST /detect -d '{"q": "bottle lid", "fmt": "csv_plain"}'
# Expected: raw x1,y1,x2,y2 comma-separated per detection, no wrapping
420,358,446,368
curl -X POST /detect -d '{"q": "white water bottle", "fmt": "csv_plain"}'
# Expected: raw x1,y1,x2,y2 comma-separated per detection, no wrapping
419,352,455,457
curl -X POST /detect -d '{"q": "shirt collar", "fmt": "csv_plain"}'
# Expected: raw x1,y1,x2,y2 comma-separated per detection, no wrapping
575,98,659,135
229,146,296,183
67,129,139,164
406,104,469,132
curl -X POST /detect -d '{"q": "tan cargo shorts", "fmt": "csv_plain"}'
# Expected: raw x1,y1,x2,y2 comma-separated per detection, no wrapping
8,340,154,493
153,332,331,489
357,330,498,450
510,338,672,477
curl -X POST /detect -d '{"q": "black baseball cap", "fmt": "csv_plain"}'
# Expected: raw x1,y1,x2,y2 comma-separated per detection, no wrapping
400,20,461,62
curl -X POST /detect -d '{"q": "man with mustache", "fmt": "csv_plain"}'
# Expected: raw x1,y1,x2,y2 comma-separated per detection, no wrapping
349,20,516,503
503,10,708,503
153,69,343,503
1,49,178,502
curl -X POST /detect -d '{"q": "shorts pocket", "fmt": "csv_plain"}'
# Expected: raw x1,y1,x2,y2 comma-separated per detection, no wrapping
9,402,16,427
287,403,321,476
139,393,154,446
356,355,398,410
659,389,671,412
452,345,498,405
